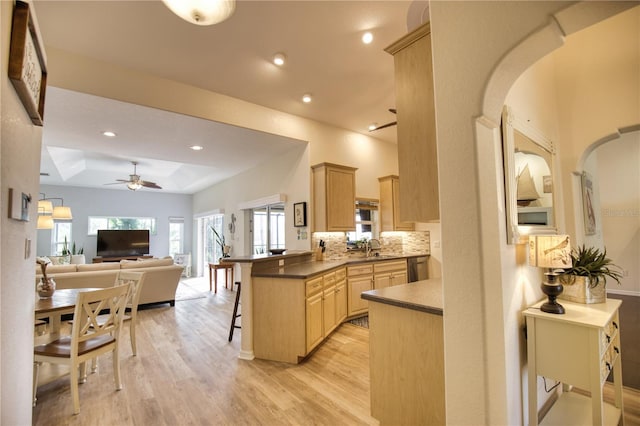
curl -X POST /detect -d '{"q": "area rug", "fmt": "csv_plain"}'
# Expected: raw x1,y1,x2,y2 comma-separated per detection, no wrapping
348,315,369,329
175,280,208,301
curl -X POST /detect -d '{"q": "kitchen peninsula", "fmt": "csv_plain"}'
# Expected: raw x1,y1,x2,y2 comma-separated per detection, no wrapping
221,250,428,363
361,279,445,425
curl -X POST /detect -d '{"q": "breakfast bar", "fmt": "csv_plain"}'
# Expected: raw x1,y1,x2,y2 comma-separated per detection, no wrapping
361,279,445,425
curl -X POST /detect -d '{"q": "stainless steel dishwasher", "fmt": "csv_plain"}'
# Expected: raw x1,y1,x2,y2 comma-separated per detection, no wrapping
407,256,428,282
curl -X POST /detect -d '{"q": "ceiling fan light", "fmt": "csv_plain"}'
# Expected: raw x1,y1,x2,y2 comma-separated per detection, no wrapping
52,206,73,220
127,182,142,191
162,0,235,26
38,200,53,214
368,123,377,131
37,215,54,230
273,53,286,66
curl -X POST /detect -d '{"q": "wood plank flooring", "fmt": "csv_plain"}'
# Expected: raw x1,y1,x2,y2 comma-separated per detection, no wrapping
32,279,377,425
32,278,640,425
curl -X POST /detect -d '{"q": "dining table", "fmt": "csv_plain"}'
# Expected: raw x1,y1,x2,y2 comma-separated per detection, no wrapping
35,288,100,340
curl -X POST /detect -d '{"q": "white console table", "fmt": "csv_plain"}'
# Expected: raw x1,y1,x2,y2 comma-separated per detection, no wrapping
524,299,624,425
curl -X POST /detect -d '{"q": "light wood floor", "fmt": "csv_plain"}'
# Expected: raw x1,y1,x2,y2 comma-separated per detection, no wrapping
33,279,377,425
32,278,640,425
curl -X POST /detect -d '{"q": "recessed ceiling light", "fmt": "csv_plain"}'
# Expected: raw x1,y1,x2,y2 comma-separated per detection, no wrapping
368,123,377,131
190,145,204,151
302,94,312,103
362,32,373,44
273,53,286,66
102,131,117,137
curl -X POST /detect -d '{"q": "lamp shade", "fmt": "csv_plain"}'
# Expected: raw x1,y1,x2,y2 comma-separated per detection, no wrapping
528,235,571,269
162,0,235,25
38,200,53,214
37,215,54,230
52,206,73,220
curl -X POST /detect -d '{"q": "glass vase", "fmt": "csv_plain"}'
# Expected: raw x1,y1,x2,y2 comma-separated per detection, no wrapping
37,278,56,298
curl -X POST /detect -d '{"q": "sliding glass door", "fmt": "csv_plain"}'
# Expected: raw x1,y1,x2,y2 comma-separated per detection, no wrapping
251,203,285,254
196,214,224,276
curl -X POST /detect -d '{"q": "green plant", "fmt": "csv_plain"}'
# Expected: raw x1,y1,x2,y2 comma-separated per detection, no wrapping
561,245,623,287
61,236,70,256
209,226,226,253
71,241,84,255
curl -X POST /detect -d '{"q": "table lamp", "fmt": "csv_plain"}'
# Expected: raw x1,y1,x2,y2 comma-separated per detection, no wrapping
528,234,571,314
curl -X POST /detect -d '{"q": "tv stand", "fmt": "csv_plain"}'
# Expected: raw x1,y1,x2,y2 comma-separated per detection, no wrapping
93,255,153,263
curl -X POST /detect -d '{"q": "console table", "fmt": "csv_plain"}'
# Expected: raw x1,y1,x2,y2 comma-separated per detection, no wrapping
92,255,153,263
523,299,624,425
209,262,234,293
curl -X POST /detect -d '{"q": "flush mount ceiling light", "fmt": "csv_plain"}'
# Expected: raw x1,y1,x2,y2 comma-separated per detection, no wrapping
102,131,117,137
190,145,204,151
162,0,236,26
302,94,312,103
362,32,373,44
273,53,286,66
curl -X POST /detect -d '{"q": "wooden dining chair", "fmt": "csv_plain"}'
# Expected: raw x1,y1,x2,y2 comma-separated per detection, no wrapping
33,284,130,415
112,271,146,356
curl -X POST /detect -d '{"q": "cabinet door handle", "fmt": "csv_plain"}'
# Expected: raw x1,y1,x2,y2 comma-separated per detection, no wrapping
613,321,618,329
614,346,620,354
606,362,612,372
606,334,611,343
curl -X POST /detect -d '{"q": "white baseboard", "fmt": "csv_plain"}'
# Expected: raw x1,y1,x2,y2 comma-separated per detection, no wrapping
607,288,640,297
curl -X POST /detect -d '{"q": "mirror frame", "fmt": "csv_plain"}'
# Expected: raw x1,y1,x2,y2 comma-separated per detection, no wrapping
502,106,557,244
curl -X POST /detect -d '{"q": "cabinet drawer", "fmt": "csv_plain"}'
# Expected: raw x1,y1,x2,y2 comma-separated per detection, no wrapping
323,271,336,288
374,260,407,273
347,264,374,276
306,276,324,297
335,268,346,281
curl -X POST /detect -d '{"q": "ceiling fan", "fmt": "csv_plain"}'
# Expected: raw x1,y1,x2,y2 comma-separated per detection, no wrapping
369,108,397,132
106,161,162,191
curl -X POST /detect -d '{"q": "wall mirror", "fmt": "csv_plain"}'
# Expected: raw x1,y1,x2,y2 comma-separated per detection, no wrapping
502,106,557,244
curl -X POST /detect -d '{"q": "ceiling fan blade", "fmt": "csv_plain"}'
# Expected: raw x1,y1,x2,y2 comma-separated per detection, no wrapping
369,121,397,132
140,180,162,189
104,181,128,185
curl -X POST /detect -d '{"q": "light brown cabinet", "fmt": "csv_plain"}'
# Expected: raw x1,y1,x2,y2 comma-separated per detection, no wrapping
305,276,324,353
385,22,439,222
311,162,357,232
347,264,374,316
335,268,347,324
378,175,414,231
373,259,408,289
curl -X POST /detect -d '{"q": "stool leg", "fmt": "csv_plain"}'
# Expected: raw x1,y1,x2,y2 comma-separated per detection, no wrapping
228,282,241,342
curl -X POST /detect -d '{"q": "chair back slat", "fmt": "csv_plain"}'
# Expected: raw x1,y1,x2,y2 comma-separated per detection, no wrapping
114,271,145,308
71,284,129,349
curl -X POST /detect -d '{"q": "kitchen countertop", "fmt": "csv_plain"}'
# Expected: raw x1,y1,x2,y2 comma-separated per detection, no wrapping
250,253,429,279
361,279,442,315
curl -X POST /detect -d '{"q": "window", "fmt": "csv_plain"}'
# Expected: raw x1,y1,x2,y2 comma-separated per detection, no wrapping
169,217,184,257
252,203,285,254
346,199,378,248
88,216,157,235
52,222,72,255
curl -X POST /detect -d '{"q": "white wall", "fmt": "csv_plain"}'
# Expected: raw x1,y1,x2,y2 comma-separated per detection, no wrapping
596,132,640,295
1,1,44,423
37,184,193,262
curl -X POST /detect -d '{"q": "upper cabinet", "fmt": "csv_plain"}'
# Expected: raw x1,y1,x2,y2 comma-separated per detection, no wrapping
385,22,439,222
379,175,414,231
312,163,357,232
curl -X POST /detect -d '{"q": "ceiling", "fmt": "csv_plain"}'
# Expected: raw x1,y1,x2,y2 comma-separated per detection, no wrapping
33,0,421,194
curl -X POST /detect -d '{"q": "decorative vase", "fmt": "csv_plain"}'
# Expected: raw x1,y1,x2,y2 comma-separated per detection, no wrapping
558,275,605,304
37,278,56,298
70,254,86,265
223,245,231,257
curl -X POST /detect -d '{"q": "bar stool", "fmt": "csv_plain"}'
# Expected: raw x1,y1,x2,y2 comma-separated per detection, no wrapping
228,281,241,342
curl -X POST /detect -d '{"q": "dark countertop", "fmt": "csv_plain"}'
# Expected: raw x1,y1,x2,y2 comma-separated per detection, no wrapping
361,279,443,315
250,253,429,279
221,250,312,264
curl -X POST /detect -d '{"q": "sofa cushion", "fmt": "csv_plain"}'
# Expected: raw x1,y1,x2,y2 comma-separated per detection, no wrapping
121,257,174,269
77,262,120,272
46,264,77,274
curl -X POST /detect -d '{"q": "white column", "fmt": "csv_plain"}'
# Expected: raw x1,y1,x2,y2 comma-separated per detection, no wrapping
238,262,255,360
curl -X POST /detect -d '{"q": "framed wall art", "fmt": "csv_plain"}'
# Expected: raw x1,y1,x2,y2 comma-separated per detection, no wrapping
581,172,596,235
9,1,47,126
293,202,307,227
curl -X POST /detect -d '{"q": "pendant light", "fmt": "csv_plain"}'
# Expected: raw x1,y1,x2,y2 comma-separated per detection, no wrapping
162,0,236,26
37,214,54,230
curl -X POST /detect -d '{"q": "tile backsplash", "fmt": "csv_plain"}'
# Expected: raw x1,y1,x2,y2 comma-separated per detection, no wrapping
312,231,430,261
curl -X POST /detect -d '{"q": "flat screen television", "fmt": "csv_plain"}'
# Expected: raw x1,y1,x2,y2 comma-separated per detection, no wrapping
96,230,150,257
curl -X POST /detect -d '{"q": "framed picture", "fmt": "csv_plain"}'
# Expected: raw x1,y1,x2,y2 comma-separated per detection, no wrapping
581,172,596,235
8,1,47,126
293,202,307,227
8,188,30,221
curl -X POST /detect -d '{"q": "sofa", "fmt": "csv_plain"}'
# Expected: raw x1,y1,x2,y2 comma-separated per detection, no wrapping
35,257,184,306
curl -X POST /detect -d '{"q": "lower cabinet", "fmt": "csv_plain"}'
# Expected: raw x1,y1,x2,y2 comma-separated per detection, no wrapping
253,268,347,363
374,259,408,289
347,264,374,316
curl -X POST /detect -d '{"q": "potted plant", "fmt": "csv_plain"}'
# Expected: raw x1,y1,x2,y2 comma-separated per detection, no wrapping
559,245,623,304
70,241,85,265
210,226,231,258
